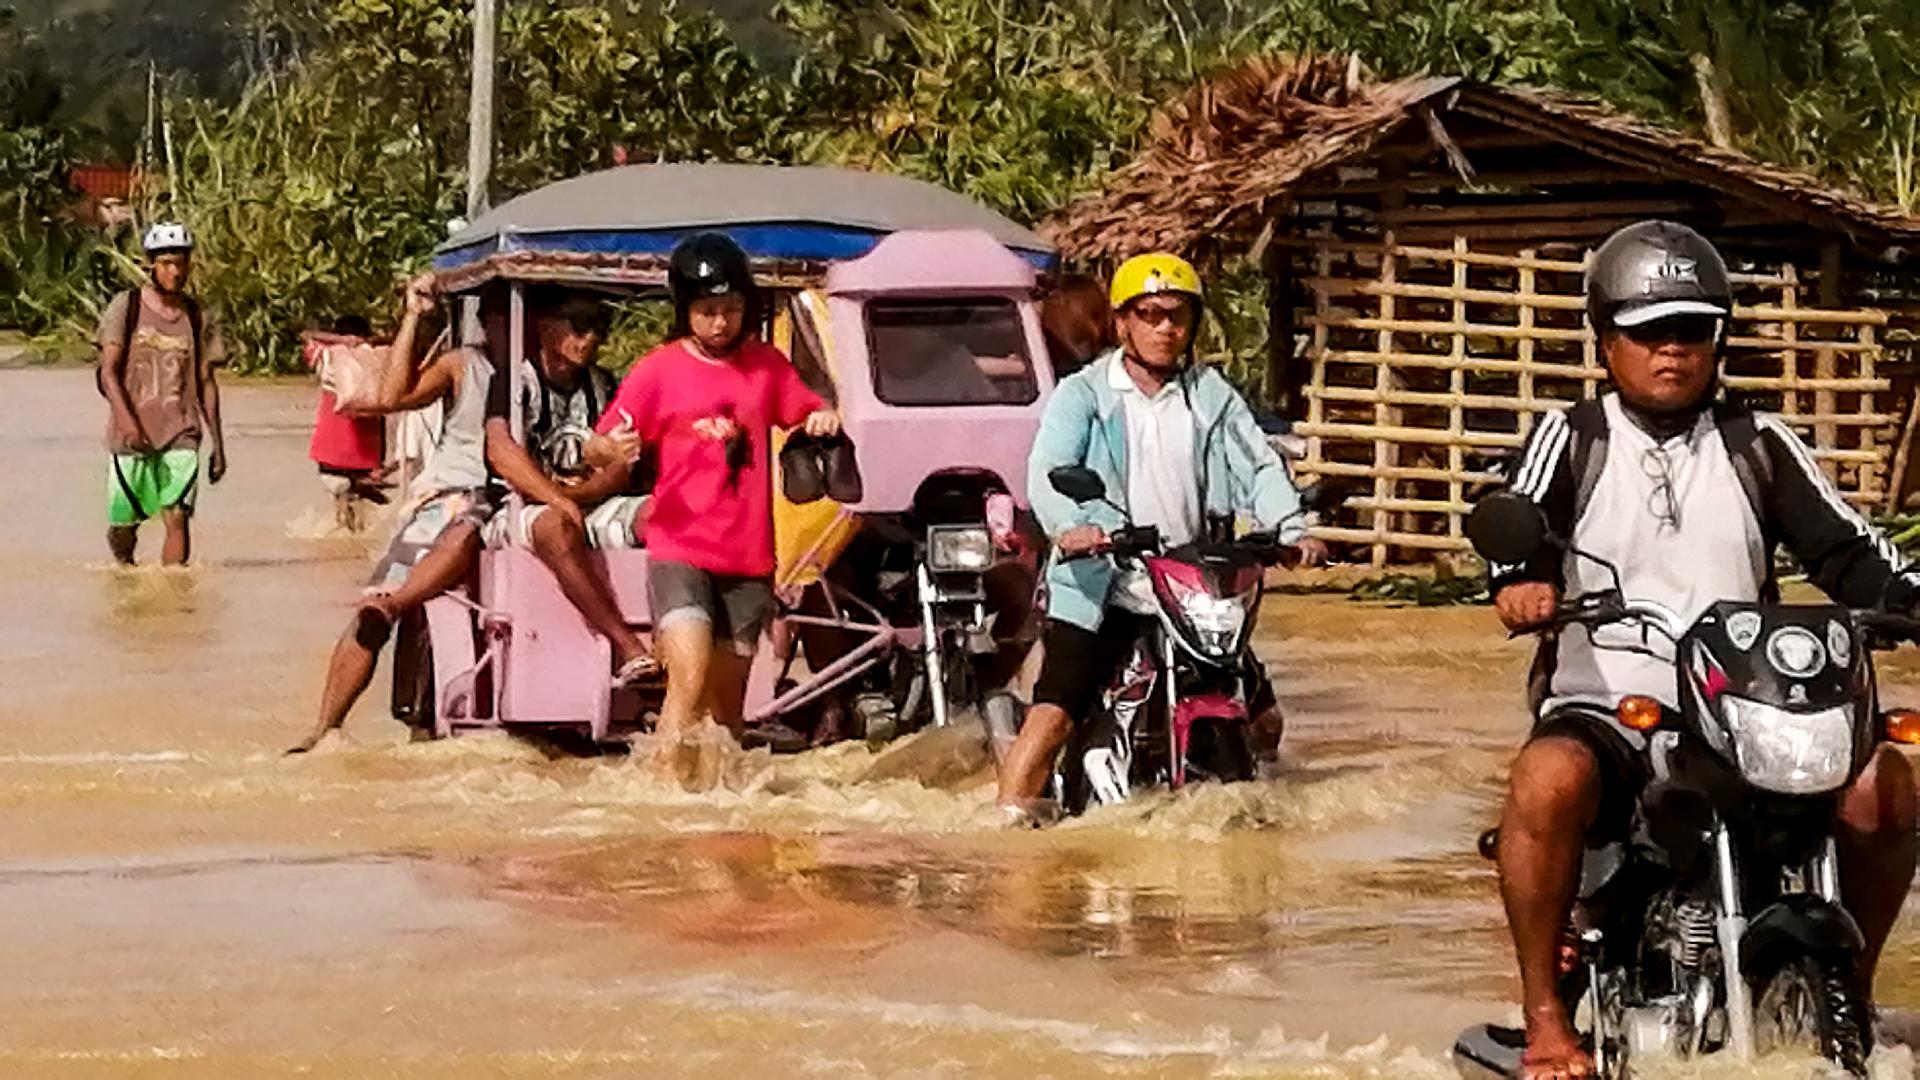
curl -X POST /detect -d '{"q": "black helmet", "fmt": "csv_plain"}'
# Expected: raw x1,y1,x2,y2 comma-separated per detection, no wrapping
1585,221,1732,334
668,231,756,338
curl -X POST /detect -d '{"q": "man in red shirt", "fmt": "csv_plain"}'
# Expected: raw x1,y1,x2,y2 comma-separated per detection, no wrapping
596,233,839,739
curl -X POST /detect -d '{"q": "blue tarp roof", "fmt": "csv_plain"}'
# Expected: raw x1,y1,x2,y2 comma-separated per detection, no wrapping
434,163,1054,274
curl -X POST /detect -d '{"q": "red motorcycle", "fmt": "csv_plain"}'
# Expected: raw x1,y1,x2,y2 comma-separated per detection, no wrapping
1042,466,1285,813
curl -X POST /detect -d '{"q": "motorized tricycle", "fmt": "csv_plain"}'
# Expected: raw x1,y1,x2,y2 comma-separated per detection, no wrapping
1453,491,1920,1079
392,162,1055,745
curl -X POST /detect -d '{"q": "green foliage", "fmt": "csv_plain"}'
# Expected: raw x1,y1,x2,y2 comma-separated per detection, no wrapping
1349,565,1490,607
0,119,131,336
774,0,1161,224
5,0,1920,371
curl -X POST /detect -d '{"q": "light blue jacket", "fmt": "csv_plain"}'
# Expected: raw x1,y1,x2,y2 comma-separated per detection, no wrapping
1029,349,1307,631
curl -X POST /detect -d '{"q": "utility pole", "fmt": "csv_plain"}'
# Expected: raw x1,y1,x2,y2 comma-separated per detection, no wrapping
466,0,498,220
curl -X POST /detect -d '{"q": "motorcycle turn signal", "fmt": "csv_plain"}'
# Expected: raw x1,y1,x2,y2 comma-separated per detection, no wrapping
1882,708,1920,745
1616,695,1664,733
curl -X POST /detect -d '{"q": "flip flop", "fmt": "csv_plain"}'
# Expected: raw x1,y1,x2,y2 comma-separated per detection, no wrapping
740,721,810,755
612,654,658,688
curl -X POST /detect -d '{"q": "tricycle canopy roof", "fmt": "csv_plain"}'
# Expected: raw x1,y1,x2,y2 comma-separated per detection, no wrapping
435,163,1054,291
827,229,1039,296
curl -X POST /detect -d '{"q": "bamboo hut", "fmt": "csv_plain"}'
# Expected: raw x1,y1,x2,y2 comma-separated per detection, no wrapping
1047,55,1920,567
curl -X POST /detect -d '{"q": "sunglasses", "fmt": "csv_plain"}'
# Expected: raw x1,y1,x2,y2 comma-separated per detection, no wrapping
1621,315,1720,346
1125,301,1196,329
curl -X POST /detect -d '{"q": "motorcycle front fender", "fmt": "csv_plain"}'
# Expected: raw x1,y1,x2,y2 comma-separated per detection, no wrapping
1739,894,1866,972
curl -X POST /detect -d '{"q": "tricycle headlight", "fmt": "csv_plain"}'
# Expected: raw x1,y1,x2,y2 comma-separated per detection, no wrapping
927,525,993,573
1718,695,1854,795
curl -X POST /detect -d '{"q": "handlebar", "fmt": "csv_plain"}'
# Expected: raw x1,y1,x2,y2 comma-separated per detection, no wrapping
1855,611,1920,648
1507,595,1920,650
1507,593,1628,639
1057,525,1163,563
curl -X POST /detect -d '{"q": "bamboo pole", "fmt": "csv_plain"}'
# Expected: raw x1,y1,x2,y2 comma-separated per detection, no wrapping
1294,421,1526,448
1300,238,1333,496
1863,321,1883,497
1885,330,1920,514
1302,278,1887,326
1371,227,1401,567
1307,460,1503,484
1311,526,1469,552
1374,198,1700,225
1448,235,1469,540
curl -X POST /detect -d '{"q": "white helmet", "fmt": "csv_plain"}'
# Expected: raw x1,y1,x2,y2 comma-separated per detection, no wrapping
141,221,194,255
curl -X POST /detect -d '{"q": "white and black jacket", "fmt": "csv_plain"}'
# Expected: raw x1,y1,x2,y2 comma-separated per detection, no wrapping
1492,393,1912,715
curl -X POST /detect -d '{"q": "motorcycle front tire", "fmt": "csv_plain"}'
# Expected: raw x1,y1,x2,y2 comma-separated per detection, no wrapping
1753,953,1872,1076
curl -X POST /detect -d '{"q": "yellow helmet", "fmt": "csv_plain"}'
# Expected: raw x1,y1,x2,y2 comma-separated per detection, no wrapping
1109,253,1203,311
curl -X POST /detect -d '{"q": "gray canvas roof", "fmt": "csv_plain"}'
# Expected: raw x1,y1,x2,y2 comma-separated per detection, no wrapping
438,163,1052,255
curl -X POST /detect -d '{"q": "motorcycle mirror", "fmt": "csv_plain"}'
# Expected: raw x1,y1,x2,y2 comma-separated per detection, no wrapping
1049,466,1107,504
1466,491,1551,565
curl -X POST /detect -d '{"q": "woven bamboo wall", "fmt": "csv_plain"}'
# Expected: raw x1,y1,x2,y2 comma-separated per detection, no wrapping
1286,231,1893,566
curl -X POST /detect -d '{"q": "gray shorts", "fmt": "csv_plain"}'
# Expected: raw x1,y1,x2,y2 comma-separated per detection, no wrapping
367,489,490,592
647,559,775,657
484,494,648,550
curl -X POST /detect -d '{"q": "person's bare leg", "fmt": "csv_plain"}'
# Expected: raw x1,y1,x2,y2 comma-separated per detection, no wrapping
383,523,481,612
289,597,395,754
656,618,715,738
704,647,753,737
1837,745,1918,988
108,525,138,565
995,702,1071,806
1497,736,1602,1079
526,510,647,668
159,508,190,565
288,524,482,754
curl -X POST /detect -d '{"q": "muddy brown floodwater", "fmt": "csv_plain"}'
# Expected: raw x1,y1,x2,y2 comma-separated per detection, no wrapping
4,366,1919,1078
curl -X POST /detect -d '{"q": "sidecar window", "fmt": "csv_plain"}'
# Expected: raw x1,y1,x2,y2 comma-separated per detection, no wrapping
867,298,1037,406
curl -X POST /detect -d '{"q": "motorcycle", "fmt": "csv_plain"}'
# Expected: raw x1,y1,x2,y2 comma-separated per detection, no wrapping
1453,491,1920,1078
1043,465,1286,813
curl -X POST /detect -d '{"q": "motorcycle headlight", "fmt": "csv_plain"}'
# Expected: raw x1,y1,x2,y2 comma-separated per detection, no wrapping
1162,574,1252,656
1718,695,1854,795
927,525,993,573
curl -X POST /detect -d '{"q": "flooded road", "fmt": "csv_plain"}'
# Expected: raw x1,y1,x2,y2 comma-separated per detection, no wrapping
3,366,1918,1077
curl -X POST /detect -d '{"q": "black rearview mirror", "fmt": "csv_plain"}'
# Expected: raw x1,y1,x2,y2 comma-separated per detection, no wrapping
1466,491,1551,566
1048,466,1107,504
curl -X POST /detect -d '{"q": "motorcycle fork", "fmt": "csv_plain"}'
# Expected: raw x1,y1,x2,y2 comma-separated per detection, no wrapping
915,565,985,728
1711,819,1756,1059
1162,632,1182,787
916,565,949,728
1578,929,1609,1077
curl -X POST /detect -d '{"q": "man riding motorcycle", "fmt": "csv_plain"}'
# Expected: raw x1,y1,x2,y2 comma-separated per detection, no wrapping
994,253,1319,820
1489,220,1919,1079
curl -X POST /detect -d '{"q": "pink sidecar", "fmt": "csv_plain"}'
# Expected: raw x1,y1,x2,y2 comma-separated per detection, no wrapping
392,163,1056,742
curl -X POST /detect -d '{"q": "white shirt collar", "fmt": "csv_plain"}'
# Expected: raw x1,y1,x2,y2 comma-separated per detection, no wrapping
1107,353,1182,400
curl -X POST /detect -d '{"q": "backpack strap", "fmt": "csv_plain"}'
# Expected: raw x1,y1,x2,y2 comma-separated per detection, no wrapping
1712,401,1778,585
122,287,143,347
98,287,144,395
1564,397,1611,523
183,295,205,412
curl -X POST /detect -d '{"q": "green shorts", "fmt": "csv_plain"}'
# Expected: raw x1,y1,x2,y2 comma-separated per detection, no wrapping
107,449,200,526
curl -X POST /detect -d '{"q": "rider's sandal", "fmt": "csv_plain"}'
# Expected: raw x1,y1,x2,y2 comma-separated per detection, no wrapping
612,654,658,688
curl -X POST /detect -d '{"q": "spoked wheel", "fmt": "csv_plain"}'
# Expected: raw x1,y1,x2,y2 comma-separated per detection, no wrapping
1754,955,1871,1076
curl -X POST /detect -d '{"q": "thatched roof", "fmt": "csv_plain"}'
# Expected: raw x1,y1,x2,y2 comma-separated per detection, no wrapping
1046,54,1920,262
